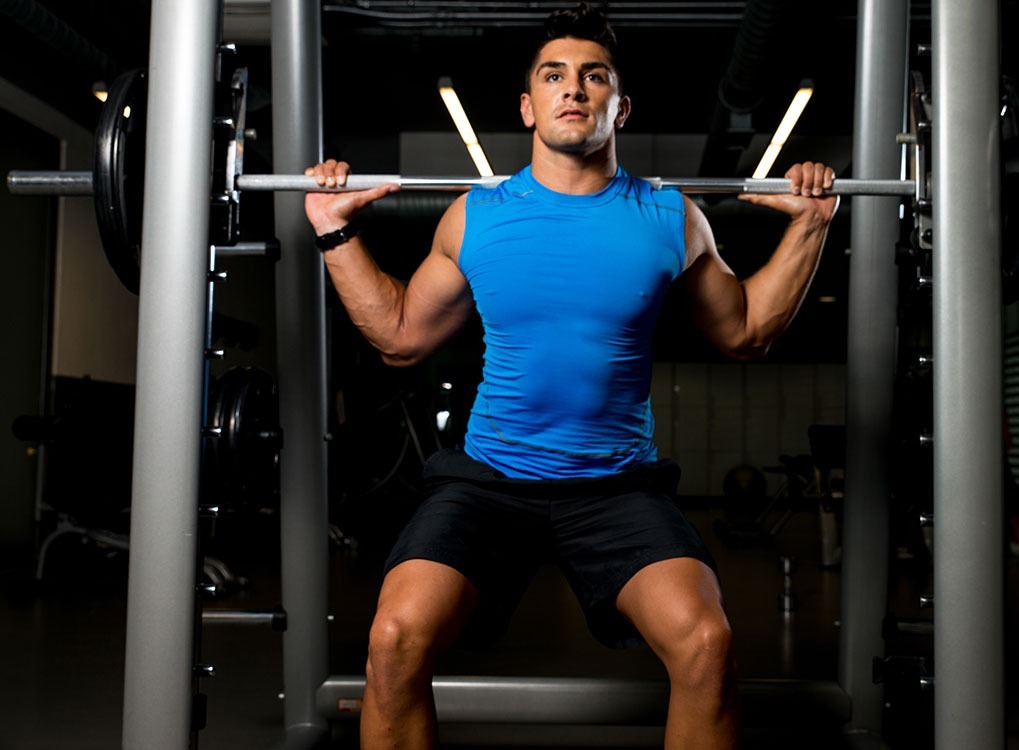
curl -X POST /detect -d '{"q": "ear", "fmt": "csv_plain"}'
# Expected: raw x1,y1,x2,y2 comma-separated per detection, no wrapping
615,95,632,129
520,93,535,128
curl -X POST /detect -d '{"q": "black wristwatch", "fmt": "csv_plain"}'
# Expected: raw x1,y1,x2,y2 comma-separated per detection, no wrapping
314,220,359,251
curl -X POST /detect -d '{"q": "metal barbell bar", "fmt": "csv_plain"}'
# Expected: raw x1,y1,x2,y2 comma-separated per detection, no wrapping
7,170,917,197
8,171,96,196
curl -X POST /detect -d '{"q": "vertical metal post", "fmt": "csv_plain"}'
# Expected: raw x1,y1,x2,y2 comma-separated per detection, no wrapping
271,0,331,746
838,0,907,735
120,1,220,748
932,1,1004,748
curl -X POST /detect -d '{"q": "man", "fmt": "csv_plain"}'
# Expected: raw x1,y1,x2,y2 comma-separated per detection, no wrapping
305,5,838,748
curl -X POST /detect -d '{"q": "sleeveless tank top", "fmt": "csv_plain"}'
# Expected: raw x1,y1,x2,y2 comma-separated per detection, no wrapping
457,165,686,479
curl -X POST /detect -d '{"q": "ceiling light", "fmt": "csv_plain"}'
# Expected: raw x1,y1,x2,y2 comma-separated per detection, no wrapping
752,82,814,179
438,77,494,177
92,82,108,102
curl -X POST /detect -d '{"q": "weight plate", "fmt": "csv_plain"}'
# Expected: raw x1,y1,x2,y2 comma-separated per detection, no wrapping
206,366,280,511
94,69,147,295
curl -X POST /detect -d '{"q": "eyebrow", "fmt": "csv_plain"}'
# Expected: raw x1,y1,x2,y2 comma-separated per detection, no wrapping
535,61,613,76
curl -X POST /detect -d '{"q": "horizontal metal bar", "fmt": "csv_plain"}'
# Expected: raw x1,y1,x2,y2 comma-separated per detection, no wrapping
202,610,276,626
212,240,279,257
201,609,287,632
239,173,917,196
237,173,505,192
318,675,664,725
660,176,915,196
317,675,851,726
8,169,917,198
7,170,94,196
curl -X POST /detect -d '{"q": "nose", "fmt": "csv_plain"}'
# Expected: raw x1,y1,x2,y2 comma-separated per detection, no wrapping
563,75,587,102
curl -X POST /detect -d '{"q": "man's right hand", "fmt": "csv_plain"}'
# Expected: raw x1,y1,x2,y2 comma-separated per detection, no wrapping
303,159,399,237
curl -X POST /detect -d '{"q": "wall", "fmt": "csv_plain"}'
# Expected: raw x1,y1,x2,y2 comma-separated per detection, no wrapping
0,76,141,557
0,106,56,556
0,77,139,386
652,362,846,497
400,131,710,178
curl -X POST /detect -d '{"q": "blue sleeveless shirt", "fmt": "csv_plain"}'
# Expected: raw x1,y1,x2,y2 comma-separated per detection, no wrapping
458,165,686,479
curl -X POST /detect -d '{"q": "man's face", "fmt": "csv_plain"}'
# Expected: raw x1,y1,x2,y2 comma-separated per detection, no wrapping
520,36,630,156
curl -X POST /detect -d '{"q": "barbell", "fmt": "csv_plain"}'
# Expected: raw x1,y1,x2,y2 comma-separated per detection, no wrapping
8,170,917,197
5,65,919,294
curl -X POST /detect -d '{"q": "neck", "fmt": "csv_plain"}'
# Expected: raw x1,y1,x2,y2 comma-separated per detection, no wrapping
528,133,619,194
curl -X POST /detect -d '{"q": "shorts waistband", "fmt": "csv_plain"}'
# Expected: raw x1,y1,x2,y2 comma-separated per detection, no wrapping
422,448,681,500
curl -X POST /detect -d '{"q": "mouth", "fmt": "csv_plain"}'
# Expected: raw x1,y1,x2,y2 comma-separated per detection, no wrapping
557,109,587,120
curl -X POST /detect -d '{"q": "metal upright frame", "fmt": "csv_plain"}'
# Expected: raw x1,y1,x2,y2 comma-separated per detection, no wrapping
271,0,333,747
838,0,907,737
932,1,1005,747
120,1,220,748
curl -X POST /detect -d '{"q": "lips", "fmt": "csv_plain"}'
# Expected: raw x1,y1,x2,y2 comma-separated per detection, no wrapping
557,108,587,119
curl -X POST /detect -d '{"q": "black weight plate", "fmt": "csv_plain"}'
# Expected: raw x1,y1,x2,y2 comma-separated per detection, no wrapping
94,69,147,294
208,367,280,510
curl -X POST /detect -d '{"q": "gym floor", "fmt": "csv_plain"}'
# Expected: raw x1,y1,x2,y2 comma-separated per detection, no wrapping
2,502,1017,749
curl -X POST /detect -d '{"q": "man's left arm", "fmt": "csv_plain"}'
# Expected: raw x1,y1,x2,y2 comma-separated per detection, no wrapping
677,162,839,359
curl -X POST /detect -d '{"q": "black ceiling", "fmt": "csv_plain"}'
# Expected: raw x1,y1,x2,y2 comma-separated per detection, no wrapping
321,0,865,137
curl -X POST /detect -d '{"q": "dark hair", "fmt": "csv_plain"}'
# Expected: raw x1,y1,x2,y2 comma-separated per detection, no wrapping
524,3,622,92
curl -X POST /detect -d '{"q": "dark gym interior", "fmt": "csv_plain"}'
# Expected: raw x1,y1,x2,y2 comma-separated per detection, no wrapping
2,1,1018,748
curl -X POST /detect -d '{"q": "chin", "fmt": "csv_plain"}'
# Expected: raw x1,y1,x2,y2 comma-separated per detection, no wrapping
541,131,595,151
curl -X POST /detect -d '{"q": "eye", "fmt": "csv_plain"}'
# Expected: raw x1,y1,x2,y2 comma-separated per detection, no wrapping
585,72,606,83
545,72,563,82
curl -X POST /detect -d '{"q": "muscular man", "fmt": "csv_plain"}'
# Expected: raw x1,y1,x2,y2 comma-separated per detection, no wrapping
305,5,837,748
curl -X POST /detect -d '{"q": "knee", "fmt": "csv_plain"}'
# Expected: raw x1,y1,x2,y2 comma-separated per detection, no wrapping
659,609,734,692
365,613,436,689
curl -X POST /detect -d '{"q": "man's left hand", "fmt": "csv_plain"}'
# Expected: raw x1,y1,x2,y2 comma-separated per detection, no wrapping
739,161,840,225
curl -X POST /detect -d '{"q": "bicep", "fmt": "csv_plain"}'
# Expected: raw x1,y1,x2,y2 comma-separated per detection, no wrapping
406,193,471,314
677,196,749,354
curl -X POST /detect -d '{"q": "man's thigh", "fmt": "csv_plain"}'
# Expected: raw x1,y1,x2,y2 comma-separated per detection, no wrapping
384,479,550,644
551,485,717,648
614,556,727,656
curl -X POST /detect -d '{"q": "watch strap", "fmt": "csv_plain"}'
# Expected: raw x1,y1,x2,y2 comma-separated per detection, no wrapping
315,221,359,250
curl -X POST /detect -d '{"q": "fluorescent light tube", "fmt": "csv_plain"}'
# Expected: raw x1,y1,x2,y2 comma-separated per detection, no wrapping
752,84,814,179
438,77,494,177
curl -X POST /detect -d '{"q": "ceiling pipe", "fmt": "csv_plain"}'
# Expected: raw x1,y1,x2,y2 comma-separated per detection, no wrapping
697,0,794,177
322,2,749,29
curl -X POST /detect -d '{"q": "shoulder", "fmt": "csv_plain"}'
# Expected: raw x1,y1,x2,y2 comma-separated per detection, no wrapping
467,168,531,208
681,195,718,270
620,172,686,215
434,193,468,260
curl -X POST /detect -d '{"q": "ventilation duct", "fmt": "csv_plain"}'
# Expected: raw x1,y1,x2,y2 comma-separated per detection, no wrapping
697,0,794,177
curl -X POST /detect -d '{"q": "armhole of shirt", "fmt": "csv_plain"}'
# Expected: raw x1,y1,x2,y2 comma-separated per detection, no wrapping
672,190,687,277
458,189,478,273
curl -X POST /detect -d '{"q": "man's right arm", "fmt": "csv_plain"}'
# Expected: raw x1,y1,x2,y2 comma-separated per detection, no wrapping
304,160,474,367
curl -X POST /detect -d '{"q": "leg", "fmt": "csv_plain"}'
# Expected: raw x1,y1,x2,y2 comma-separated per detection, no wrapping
362,559,479,750
615,558,739,750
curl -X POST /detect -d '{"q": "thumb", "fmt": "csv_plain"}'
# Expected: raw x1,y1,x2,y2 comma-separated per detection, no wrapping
348,183,400,212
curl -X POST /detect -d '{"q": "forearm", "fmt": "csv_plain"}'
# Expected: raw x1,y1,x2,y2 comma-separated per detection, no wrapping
322,240,415,362
739,212,830,351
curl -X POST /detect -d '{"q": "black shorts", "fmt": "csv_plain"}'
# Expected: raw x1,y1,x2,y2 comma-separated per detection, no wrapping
384,448,717,649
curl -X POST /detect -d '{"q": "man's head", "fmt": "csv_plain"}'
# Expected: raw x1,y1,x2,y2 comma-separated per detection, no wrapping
524,3,622,94
520,4,630,158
